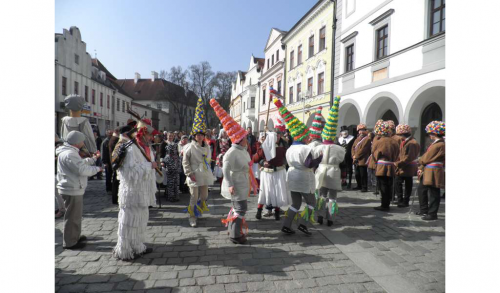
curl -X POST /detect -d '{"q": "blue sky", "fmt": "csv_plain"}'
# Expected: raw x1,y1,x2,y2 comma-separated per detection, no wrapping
55,0,318,79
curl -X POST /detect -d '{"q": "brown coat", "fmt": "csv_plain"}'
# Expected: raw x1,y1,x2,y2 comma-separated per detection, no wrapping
373,136,400,177
367,136,381,170
419,140,445,188
391,135,404,145
351,135,372,166
395,137,420,177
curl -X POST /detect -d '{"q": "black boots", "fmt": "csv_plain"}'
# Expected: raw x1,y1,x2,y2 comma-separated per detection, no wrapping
317,216,324,225
256,208,262,220
274,209,280,221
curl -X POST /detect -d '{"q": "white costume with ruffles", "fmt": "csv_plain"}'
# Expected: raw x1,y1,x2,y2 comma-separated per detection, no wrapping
113,142,157,260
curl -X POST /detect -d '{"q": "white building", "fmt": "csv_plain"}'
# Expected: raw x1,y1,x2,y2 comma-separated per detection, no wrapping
229,56,264,133
55,26,133,136
334,0,445,151
258,28,287,132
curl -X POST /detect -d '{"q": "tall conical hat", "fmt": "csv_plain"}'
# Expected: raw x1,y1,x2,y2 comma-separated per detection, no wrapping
321,96,341,142
191,98,207,135
273,98,310,142
209,98,248,143
309,106,325,141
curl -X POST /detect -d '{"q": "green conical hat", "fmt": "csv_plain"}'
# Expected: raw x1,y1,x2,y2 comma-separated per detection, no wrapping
191,98,207,135
321,96,341,141
273,98,310,142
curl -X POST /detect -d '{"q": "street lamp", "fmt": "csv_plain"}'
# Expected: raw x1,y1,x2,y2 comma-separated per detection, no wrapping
299,91,312,122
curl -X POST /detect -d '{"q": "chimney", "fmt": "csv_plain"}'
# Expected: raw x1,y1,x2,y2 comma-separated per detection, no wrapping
151,71,158,81
134,72,141,83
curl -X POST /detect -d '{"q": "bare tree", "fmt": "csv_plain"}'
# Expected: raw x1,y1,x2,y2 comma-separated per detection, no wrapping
159,70,168,80
166,66,189,91
155,83,193,132
188,61,216,127
212,71,236,112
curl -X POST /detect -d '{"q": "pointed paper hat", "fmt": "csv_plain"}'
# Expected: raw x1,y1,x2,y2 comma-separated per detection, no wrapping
309,106,325,141
209,98,248,143
273,98,310,142
191,98,207,135
321,96,341,142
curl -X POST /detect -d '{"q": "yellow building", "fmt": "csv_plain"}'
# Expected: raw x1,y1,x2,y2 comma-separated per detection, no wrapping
283,0,335,125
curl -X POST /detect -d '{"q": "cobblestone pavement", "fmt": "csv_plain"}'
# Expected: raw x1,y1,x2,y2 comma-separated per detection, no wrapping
55,180,445,293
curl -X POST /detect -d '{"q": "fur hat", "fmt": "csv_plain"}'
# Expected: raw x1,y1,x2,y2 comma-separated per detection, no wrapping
210,99,248,144
64,94,85,111
396,124,412,135
309,106,325,141
321,96,342,142
425,121,445,136
191,98,207,135
273,98,310,142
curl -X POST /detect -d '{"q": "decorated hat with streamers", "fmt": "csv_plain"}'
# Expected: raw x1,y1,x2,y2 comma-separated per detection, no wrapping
191,98,207,135
273,98,310,142
321,96,341,142
309,106,325,140
425,121,445,136
396,124,412,135
357,123,367,131
209,98,248,143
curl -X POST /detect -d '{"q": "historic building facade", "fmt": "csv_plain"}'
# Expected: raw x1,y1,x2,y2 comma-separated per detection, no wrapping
334,0,445,150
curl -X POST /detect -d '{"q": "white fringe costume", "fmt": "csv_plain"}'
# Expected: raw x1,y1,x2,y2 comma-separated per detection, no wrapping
112,142,157,260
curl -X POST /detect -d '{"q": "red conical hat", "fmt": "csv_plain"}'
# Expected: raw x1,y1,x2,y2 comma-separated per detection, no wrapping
209,99,248,143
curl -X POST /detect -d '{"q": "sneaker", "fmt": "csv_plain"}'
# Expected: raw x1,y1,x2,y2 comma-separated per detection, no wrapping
298,224,312,236
189,217,197,227
281,226,295,235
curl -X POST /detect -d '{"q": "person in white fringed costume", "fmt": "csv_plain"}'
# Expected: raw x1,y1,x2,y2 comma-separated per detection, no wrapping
112,119,162,260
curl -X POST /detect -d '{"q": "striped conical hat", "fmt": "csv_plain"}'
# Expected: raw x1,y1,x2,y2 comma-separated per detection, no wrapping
191,98,207,135
209,99,248,143
309,106,325,140
273,98,310,142
321,96,341,142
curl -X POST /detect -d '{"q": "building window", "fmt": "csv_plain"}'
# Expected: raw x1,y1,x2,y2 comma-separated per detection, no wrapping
74,81,79,94
289,86,294,104
297,83,302,99
272,54,274,66
250,97,255,108
309,35,314,58
62,76,67,96
107,95,110,109
307,77,313,95
376,25,389,60
75,54,79,65
122,101,125,112
298,45,302,65
100,93,103,107
345,44,354,72
277,80,282,94
267,59,269,69
126,102,130,111
290,50,295,69
317,73,324,95
262,89,266,104
84,86,88,102
276,50,279,61
430,0,445,36
157,103,162,110
117,98,120,111
319,27,326,51
92,89,96,105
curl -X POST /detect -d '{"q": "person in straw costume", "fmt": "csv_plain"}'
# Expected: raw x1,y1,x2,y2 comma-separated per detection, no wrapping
273,98,323,236
210,98,257,244
371,121,400,212
312,96,346,226
417,121,445,221
182,98,214,227
112,118,162,260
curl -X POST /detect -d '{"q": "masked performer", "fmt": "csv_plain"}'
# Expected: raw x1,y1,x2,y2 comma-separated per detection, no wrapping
335,126,355,189
183,98,214,227
313,97,346,226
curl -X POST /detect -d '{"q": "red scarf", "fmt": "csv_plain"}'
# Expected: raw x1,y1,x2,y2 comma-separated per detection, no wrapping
137,138,151,161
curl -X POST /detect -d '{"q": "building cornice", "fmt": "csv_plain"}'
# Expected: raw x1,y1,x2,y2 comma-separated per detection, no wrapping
369,9,395,26
282,0,332,44
340,31,358,43
259,61,284,82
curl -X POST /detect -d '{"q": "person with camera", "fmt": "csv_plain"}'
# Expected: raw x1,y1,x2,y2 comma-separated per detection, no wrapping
56,131,102,250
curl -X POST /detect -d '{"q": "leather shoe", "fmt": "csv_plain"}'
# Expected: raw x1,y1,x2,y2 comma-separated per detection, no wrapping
281,226,295,235
397,203,409,208
298,224,312,236
317,216,324,225
422,215,438,221
415,211,428,216
374,206,390,212
327,220,333,227
230,235,247,244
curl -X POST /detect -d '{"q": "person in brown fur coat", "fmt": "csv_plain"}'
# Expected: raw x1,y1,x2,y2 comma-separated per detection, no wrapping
351,124,372,192
372,121,400,211
394,124,420,208
417,121,445,221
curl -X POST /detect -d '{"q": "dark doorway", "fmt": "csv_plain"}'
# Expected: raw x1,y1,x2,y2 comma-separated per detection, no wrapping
420,102,442,154
381,110,399,125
